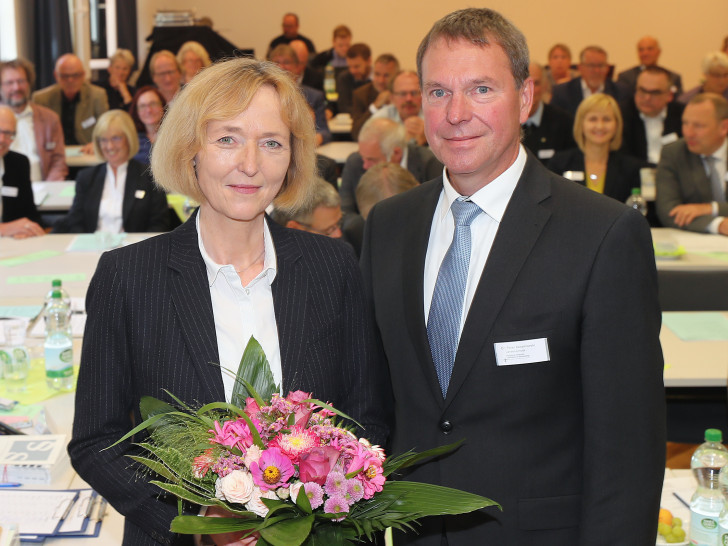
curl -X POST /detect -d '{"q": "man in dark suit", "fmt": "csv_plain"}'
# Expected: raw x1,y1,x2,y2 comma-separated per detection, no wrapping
656,93,728,233
336,43,372,116
522,62,575,162
616,36,683,97
550,46,622,116
621,66,684,165
0,105,44,238
361,8,665,545
351,54,400,140
267,13,315,56
340,117,442,214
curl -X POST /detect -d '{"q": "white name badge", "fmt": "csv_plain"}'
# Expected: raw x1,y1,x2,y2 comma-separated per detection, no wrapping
134,189,146,199
494,338,550,366
81,116,96,129
640,167,657,201
44,141,57,150
1,186,19,197
562,170,585,181
661,132,678,145
538,149,555,159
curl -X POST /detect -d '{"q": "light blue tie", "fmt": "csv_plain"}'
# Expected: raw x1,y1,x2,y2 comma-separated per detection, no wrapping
427,197,482,398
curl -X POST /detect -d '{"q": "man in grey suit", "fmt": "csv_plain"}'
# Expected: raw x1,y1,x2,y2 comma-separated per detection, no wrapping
32,53,108,145
656,93,728,233
340,117,442,214
617,36,683,96
362,7,664,545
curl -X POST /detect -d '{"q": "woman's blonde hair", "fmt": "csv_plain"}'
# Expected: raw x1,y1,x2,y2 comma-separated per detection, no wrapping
151,57,316,210
177,41,212,71
92,109,140,160
573,93,623,152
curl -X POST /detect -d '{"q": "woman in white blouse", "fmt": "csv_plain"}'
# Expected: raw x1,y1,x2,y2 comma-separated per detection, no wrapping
53,110,169,233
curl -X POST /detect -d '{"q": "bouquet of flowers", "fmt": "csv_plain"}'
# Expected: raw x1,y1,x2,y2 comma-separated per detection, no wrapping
114,339,499,545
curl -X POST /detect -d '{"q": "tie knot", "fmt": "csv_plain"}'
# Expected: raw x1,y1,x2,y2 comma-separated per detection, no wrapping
451,198,481,227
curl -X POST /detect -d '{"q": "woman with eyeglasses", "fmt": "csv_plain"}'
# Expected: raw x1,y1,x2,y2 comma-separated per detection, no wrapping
53,109,169,233
128,86,167,164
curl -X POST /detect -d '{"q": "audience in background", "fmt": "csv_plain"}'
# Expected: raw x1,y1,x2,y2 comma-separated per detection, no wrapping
551,46,622,116
678,52,728,104
176,41,211,85
271,177,344,240
0,58,67,181
548,93,647,204
522,62,575,163
617,36,683,96
656,93,728,234
351,53,400,140
53,110,169,233
94,49,136,110
128,86,166,165
0,105,44,238
371,70,426,145
149,50,182,104
544,43,579,90
289,40,323,90
336,43,372,115
355,162,418,220
310,25,351,74
268,13,316,55
32,53,109,146
620,66,684,165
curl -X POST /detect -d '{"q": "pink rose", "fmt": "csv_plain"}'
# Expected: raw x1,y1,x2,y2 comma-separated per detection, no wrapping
298,446,340,485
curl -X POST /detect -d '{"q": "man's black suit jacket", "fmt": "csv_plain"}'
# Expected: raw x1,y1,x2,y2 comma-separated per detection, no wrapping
361,154,665,545
620,99,684,164
68,215,391,545
1,150,42,224
53,159,169,233
522,102,575,163
550,77,622,117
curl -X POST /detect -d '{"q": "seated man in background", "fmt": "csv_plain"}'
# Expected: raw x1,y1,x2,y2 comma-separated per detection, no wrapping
356,162,418,220
340,117,442,214
268,13,316,56
336,43,372,116
621,66,684,165
0,58,67,181
371,70,427,145
289,40,323,91
32,53,108,145
617,36,683,96
522,62,575,163
310,25,351,75
0,105,44,238
351,54,400,140
271,177,344,240
149,50,182,105
656,93,728,233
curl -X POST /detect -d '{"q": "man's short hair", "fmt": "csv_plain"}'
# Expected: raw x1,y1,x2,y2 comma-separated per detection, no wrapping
284,13,299,24
268,44,298,65
702,51,728,75
149,50,180,76
579,46,608,63
639,65,672,82
416,8,529,89
356,162,418,219
358,118,407,160
347,43,372,61
0,58,35,89
375,54,399,68
688,93,728,121
271,177,340,225
333,25,351,39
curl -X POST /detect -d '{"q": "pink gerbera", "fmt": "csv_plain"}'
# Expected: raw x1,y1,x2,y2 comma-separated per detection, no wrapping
250,447,295,491
269,426,320,463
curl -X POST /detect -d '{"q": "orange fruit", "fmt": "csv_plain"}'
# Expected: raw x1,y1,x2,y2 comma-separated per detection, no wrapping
658,508,673,526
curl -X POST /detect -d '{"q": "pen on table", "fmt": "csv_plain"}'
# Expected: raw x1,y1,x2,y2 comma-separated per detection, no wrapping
84,495,98,518
0,482,22,487
673,491,690,509
96,498,107,521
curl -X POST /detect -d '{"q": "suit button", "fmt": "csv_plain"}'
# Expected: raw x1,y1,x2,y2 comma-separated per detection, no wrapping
440,420,453,433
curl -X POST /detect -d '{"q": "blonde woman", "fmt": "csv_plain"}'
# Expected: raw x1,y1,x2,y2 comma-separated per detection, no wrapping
177,41,211,84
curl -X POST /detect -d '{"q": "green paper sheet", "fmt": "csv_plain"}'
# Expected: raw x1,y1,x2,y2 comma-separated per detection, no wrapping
0,250,62,267
5,273,86,285
663,312,728,341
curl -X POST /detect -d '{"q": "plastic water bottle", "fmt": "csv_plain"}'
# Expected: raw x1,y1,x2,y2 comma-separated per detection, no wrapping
44,290,74,390
44,279,70,308
690,429,728,545
625,187,647,216
717,465,728,544
324,63,338,102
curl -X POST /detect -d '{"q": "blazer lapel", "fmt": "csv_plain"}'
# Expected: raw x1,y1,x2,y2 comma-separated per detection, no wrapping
85,164,106,232
444,156,552,406
121,161,139,228
167,213,225,402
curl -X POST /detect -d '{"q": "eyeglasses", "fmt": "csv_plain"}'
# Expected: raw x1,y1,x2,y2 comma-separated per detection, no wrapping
138,101,162,110
707,71,728,79
299,217,344,237
0,130,16,140
58,72,85,81
97,135,125,146
154,70,179,78
636,87,669,97
0,78,28,88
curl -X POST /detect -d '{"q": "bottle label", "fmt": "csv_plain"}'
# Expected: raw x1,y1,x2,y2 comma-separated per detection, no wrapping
721,531,728,545
45,345,73,377
691,514,719,544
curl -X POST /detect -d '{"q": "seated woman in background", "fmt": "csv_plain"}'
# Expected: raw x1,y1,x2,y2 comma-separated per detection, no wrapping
94,49,136,110
678,51,728,104
544,43,578,90
177,40,211,85
128,86,166,164
53,110,169,233
547,93,647,204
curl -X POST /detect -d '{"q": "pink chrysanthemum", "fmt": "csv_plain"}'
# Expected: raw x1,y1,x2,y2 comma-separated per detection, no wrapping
302,482,324,509
324,471,347,497
269,426,320,463
346,478,364,504
250,447,295,491
324,495,349,521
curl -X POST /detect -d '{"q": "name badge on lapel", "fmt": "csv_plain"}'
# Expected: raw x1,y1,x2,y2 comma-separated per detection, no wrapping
538,149,555,159
45,141,57,150
1,186,19,197
134,190,146,199
562,171,585,181
81,116,96,129
661,132,678,145
494,338,550,366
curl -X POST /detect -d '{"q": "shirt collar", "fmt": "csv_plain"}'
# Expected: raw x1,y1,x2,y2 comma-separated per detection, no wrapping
196,211,278,288
441,144,527,224
580,78,604,95
639,107,667,123
526,101,544,126
708,138,728,163
15,104,32,119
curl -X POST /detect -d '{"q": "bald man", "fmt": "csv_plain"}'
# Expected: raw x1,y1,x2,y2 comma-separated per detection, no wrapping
0,105,44,238
32,53,108,145
617,36,683,96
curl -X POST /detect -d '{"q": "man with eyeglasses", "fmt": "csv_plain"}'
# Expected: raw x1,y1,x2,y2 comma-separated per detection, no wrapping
271,177,344,240
0,59,67,181
148,50,182,105
0,105,45,238
371,71,427,145
620,66,684,165
32,54,109,146
551,45,622,116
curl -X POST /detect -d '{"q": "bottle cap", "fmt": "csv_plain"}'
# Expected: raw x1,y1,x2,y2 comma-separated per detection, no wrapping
631,188,641,195
51,290,62,299
52,279,62,287
706,428,723,442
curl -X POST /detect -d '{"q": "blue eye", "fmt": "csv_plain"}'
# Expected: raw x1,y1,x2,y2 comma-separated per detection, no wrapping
263,140,282,149
431,89,446,99
475,86,489,94
218,136,234,144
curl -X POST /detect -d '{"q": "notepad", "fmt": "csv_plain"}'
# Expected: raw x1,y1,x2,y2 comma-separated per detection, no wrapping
0,489,78,535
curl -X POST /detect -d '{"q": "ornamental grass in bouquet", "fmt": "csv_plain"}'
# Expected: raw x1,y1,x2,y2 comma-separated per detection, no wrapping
112,339,499,545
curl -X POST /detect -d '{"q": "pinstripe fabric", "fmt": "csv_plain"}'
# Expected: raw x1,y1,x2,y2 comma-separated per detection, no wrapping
68,211,391,545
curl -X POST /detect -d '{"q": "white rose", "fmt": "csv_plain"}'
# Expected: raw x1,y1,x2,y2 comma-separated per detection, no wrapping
246,488,277,518
244,445,263,468
289,481,303,503
215,470,255,505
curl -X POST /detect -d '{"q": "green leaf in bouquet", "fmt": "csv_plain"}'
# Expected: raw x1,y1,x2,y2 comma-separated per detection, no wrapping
302,525,357,545
170,515,262,535
302,399,362,431
381,481,500,516
383,439,465,477
151,480,216,507
231,337,279,406
106,411,179,450
128,454,178,482
294,483,312,514
139,396,177,421
259,514,314,546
